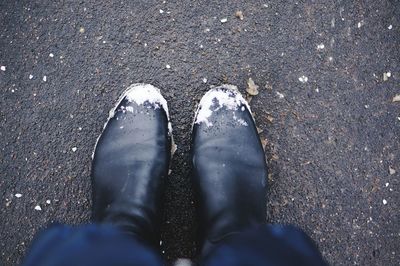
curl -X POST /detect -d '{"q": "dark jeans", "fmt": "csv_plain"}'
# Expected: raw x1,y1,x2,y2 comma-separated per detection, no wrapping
22,224,327,266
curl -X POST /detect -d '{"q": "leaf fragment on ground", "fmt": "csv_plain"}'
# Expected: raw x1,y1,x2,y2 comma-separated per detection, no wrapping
246,77,259,96
235,11,244,20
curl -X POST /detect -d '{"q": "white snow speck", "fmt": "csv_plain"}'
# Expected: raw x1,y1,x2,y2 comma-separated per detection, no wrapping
299,75,308,83
34,205,42,211
388,24,392,30
382,199,387,205
43,76,47,82
276,91,285,99
220,18,228,23
49,53,54,58
317,43,325,50
15,193,22,198
202,78,208,83
46,200,51,204
29,74,33,79
166,64,171,69
0,66,5,71
71,147,77,152
159,9,164,14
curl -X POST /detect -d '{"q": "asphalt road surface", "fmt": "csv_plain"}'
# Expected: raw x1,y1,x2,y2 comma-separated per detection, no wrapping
1,1,399,265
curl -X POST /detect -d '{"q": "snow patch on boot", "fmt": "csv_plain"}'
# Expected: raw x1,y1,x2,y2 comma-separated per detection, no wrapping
92,83,176,160
195,84,252,127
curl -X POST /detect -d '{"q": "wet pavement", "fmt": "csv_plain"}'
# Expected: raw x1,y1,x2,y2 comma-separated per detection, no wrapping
1,1,399,265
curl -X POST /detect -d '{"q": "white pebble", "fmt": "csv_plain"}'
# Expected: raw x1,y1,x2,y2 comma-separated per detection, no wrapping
357,22,362,28
29,74,33,79
386,72,391,77
276,91,285,99
71,147,77,152
15,193,22,198
385,183,389,187
382,199,387,205
299,75,308,83
0,66,5,71
317,43,325,50
43,76,47,82
166,64,171,69
46,200,51,204
202,78,208,83
388,24,392,30
220,18,228,23
49,53,54,57
34,205,42,211
159,9,164,14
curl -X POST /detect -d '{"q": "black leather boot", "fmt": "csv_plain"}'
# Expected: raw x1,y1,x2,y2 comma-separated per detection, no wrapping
191,85,268,257
91,84,172,248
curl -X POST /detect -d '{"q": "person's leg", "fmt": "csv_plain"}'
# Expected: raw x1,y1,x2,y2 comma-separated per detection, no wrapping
191,85,326,265
22,224,163,266
23,84,172,266
201,225,326,266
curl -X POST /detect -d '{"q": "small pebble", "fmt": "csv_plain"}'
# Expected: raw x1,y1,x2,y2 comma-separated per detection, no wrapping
46,200,51,204
43,76,47,82
15,193,22,198
276,92,285,99
159,9,164,14
389,166,396,175
49,53,54,58
79,27,85,33
34,205,42,211
29,74,33,79
202,78,208,83
71,147,77,152
1,66,6,71
382,199,387,205
166,64,171,69
388,25,392,30
220,18,228,23
317,43,325,50
299,75,308,83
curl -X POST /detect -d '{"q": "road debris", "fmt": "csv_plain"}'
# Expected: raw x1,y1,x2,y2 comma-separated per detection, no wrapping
388,25,392,30
29,74,33,79
1,66,5,71
382,199,387,205
317,43,325,50
276,91,285,99
42,76,47,82
34,205,42,211
389,166,396,175
15,193,22,198
299,75,308,83
220,18,228,23
71,147,77,152
383,72,391,81
246,78,259,96
166,64,171,69
235,11,244,20
79,27,85,33
392,94,400,102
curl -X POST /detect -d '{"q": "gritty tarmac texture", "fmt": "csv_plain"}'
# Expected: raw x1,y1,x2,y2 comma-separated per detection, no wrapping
1,1,399,265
